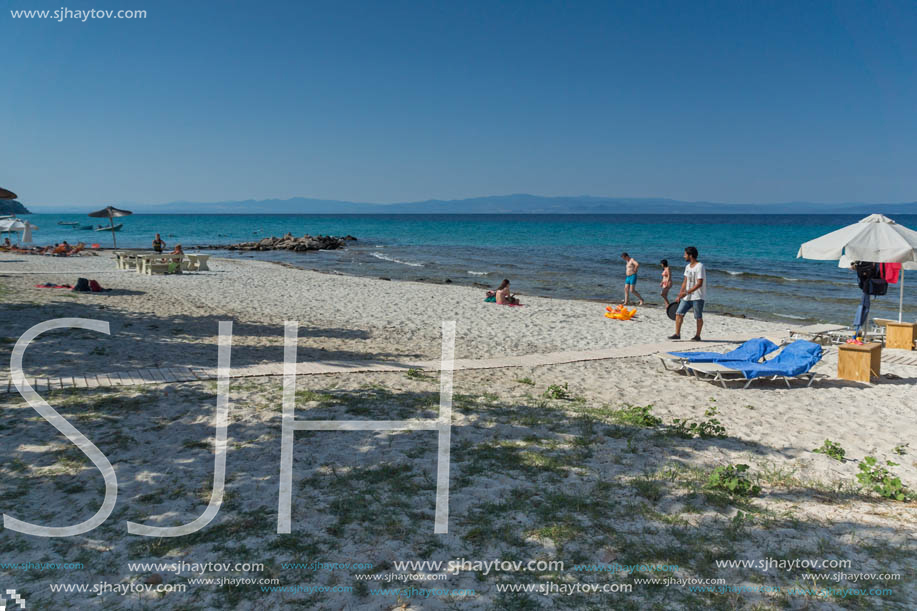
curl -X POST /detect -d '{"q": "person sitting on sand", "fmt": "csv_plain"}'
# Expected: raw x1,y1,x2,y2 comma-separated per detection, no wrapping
52,241,70,256
2,237,10,249
153,233,166,253
621,252,645,305
495,279,520,305
660,259,672,306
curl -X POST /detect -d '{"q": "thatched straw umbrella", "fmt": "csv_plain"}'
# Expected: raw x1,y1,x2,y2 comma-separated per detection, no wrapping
88,206,132,248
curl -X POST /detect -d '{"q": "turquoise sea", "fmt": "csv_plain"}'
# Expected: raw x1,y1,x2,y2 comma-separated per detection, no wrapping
11,213,917,325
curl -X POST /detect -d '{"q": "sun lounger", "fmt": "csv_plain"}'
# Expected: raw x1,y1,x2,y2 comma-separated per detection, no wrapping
685,340,824,389
659,337,779,372
870,318,911,337
825,326,885,345
788,323,848,344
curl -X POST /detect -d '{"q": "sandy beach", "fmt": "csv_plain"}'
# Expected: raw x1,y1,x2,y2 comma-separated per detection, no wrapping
1,252,915,610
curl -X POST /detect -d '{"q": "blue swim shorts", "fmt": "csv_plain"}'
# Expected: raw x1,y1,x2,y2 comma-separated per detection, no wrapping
625,274,637,286
676,299,705,319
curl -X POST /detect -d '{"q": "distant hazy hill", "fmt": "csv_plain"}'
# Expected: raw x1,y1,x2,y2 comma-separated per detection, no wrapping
0,200,30,215
30,194,917,215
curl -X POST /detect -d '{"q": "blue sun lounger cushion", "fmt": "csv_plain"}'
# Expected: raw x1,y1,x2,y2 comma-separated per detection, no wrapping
716,340,823,380
667,337,779,363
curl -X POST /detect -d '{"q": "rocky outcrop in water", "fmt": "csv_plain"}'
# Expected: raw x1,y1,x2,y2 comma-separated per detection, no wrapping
199,233,356,252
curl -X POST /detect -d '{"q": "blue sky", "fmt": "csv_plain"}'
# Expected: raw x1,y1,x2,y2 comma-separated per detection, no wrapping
3,0,916,208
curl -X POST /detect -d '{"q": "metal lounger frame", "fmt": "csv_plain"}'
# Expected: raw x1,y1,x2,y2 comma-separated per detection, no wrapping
685,362,822,389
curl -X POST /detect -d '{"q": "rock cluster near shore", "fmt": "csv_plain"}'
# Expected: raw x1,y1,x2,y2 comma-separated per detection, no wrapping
199,233,356,252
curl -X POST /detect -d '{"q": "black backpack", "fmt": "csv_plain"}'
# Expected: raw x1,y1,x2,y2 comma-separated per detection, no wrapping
867,276,888,296
855,262,888,296
73,278,91,292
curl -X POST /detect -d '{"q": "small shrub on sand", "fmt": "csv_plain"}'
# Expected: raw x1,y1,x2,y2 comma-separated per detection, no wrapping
813,439,846,462
542,383,571,400
672,407,726,439
611,404,661,427
856,457,913,501
706,464,761,497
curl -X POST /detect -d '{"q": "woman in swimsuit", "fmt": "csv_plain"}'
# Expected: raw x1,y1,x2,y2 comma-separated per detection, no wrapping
660,259,673,306
495,279,519,305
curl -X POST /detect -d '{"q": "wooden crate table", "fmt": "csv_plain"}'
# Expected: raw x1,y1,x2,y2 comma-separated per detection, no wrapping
884,322,917,350
837,342,882,383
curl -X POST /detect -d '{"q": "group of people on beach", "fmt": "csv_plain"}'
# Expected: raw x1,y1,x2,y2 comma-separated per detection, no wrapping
491,247,706,339
152,233,183,255
1,238,87,256
620,247,706,341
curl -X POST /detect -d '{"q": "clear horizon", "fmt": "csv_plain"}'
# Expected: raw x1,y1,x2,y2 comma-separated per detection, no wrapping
18,193,917,214
4,1,917,208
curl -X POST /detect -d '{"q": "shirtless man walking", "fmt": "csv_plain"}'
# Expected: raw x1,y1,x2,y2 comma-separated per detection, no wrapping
621,252,644,306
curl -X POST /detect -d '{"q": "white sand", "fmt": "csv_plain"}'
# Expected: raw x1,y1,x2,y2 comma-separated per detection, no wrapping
2,251,915,484
0,252,790,358
1,252,915,609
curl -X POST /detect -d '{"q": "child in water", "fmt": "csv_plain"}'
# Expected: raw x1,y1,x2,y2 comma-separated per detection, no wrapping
660,259,672,306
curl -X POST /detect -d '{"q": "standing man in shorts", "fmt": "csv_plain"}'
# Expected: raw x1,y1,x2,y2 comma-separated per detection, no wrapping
669,246,705,341
621,252,644,306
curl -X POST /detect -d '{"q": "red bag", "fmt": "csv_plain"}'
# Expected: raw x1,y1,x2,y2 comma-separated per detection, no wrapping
89,280,103,292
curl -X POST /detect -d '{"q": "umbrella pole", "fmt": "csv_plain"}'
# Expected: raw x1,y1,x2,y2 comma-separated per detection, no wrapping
110,215,117,249
900,270,904,323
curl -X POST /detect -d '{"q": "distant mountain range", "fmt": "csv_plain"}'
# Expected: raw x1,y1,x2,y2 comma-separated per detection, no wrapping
0,200,30,215
26,194,917,215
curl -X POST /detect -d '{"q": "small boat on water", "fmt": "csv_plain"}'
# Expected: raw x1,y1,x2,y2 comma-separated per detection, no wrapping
76,225,95,230
58,221,80,226
95,223,123,232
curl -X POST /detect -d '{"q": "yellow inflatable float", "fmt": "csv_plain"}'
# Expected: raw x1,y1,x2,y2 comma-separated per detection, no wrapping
605,304,637,320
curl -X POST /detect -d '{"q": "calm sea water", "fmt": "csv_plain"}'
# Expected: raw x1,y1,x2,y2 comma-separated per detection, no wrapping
11,213,917,324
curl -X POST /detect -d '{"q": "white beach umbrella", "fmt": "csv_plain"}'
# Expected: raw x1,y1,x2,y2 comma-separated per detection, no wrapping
798,214,917,323
0,219,25,236
798,214,917,263
0,219,38,245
